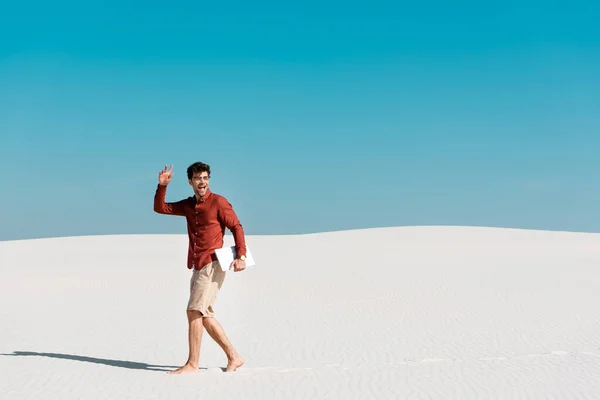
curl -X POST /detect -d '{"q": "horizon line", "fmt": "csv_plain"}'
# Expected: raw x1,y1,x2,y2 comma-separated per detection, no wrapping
3,224,600,243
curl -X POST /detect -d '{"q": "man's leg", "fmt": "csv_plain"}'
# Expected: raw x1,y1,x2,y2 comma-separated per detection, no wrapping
169,267,206,374
168,310,204,374
202,317,244,372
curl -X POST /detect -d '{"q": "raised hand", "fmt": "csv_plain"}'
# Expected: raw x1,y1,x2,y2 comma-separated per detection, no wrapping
158,165,173,186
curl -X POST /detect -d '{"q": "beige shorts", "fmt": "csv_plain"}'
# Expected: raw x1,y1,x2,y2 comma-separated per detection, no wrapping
187,260,226,317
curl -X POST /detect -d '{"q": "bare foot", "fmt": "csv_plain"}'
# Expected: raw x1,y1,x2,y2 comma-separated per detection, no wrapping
226,356,244,372
167,363,199,374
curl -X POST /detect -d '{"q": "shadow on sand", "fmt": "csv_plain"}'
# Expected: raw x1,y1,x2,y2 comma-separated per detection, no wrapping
0,351,221,372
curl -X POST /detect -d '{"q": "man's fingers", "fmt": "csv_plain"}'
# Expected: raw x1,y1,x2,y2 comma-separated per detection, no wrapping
159,165,173,177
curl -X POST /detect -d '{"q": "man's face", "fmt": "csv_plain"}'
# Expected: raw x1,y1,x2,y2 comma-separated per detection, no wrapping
189,171,210,197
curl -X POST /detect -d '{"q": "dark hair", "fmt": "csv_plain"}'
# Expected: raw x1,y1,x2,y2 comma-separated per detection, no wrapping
187,162,211,179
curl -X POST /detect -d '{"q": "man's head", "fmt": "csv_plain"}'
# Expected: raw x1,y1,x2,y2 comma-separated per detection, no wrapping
187,162,211,198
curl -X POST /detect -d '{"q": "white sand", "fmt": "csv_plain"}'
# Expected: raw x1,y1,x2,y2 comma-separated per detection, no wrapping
2,225,600,399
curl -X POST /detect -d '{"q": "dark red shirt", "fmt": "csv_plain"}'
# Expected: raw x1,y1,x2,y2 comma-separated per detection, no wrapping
153,184,247,270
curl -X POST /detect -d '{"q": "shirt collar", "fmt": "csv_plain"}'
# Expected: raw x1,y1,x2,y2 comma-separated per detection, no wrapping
194,188,212,203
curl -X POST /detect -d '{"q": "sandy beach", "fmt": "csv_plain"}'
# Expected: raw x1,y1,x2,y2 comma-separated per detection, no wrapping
2,225,600,399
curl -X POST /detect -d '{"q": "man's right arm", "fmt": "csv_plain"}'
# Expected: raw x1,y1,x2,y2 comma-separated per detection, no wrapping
153,184,186,216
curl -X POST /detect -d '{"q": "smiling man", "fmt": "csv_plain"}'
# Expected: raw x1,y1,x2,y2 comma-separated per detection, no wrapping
153,161,247,374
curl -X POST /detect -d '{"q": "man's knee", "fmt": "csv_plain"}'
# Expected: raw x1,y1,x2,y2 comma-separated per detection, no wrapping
186,309,203,320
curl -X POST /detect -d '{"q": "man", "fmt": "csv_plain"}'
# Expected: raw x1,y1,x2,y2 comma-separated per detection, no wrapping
153,161,246,374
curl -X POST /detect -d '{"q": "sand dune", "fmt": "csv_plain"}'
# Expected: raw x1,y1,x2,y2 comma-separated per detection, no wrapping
2,226,600,399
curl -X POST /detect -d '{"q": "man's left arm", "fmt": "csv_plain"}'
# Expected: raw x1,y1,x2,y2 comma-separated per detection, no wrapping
217,196,247,260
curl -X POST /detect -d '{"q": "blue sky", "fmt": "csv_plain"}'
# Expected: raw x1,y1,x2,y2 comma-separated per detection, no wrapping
1,0,599,241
